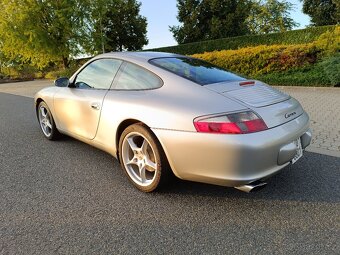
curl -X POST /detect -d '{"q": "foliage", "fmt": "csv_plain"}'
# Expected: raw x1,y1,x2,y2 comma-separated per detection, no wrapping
149,25,335,55
302,0,339,26
44,59,86,79
318,52,340,86
314,25,340,56
0,65,39,80
256,52,340,87
190,27,340,86
0,56,90,80
0,0,90,69
45,69,77,80
246,0,298,34
0,0,148,69
192,44,321,76
254,64,334,86
87,0,148,54
170,0,251,44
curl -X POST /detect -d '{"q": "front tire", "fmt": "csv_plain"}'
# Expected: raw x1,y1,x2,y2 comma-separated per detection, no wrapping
37,101,60,140
118,124,170,192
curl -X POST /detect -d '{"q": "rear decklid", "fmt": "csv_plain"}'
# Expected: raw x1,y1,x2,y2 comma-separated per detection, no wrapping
205,80,290,107
205,80,304,128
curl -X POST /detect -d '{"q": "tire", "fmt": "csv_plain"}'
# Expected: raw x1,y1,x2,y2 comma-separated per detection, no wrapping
37,101,61,140
118,123,170,192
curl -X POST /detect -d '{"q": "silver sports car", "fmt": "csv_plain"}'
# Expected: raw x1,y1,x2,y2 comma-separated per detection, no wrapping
34,52,312,192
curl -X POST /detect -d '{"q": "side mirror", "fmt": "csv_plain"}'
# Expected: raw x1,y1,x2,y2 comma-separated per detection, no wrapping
54,77,70,87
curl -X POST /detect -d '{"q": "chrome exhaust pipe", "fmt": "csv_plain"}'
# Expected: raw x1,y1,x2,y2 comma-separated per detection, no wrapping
234,181,267,193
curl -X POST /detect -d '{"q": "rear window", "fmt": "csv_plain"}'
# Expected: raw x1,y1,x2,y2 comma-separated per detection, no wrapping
149,57,245,85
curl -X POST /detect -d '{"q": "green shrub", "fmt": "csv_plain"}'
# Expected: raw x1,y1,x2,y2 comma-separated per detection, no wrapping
192,44,321,76
318,53,340,86
33,71,45,79
0,65,37,79
45,67,77,80
1,67,21,79
43,59,84,79
314,26,340,56
254,65,333,87
74,57,91,66
189,27,340,86
253,52,340,87
148,25,335,55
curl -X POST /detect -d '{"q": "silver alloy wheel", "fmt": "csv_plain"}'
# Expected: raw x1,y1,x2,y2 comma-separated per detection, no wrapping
122,132,158,186
38,105,53,137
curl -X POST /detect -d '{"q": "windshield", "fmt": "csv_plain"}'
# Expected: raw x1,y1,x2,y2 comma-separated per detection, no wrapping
149,57,245,85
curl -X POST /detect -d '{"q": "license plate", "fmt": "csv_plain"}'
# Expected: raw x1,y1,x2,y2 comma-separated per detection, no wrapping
292,138,303,164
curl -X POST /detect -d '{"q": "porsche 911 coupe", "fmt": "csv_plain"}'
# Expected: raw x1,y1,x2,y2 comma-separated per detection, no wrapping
34,52,312,192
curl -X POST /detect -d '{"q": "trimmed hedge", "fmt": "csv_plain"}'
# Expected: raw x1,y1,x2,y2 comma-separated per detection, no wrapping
192,44,321,76
148,25,335,55
190,27,340,86
255,64,336,87
317,53,340,86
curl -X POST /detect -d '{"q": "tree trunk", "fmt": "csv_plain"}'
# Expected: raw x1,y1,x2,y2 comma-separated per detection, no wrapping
62,57,69,69
100,15,105,53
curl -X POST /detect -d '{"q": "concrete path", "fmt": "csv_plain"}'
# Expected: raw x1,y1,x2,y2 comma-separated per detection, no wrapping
0,80,339,157
0,79,53,98
278,86,340,158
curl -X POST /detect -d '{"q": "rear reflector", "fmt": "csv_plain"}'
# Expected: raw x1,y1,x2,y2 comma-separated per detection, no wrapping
194,111,267,134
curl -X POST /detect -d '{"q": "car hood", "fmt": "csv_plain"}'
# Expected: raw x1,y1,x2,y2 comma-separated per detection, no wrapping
205,80,304,128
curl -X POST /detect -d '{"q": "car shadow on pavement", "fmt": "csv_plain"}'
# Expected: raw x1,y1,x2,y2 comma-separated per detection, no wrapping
157,152,340,203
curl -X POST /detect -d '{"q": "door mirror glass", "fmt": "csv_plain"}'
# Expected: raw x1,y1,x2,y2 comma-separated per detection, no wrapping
54,77,70,87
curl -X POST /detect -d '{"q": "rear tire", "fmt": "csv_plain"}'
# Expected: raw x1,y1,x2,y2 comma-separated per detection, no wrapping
37,101,61,140
118,124,170,192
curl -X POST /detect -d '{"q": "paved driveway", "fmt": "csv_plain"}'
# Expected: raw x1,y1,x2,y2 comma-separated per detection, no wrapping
278,86,340,158
0,92,339,254
0,80,52,98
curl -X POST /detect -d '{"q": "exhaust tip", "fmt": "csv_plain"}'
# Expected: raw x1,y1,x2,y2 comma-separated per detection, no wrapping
234,181,267,193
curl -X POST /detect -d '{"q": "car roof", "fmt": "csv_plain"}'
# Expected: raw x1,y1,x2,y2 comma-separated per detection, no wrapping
95,51,184,63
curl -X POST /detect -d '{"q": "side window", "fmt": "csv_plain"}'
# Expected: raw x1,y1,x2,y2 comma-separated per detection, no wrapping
113,62,162,90
74,59,122,89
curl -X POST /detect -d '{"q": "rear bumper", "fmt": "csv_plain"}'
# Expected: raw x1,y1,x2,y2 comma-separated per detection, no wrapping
152,112,311,187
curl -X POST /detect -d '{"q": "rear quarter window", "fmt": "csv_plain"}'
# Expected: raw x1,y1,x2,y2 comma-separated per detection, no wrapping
113,62,162,90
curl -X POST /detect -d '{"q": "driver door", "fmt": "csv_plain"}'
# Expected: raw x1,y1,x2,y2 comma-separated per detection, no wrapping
54,58,122,140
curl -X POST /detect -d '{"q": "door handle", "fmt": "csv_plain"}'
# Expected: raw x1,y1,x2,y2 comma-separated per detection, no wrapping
91,102,100,110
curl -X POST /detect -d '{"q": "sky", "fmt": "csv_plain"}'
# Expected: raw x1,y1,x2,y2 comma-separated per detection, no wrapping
139,0,311,49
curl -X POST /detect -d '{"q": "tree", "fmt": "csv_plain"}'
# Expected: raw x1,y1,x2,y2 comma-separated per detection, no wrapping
170,0,252,44
301,0,339,26
88,0,148,54
0,0,90,69
246,0,299,34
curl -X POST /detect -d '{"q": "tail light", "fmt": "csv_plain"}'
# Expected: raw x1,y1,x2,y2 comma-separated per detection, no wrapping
194,111,267,134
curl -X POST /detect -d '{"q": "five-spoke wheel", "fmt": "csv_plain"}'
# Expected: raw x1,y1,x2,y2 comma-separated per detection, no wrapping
37,101,60,140
119,124,169,192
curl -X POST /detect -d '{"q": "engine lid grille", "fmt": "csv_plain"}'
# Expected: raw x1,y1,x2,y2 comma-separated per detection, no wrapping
224,84,290,107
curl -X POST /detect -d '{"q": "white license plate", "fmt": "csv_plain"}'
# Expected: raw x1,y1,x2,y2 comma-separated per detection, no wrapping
292,138,303,164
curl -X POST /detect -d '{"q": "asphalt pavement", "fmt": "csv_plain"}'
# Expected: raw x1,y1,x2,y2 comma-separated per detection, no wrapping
0,92,339,254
